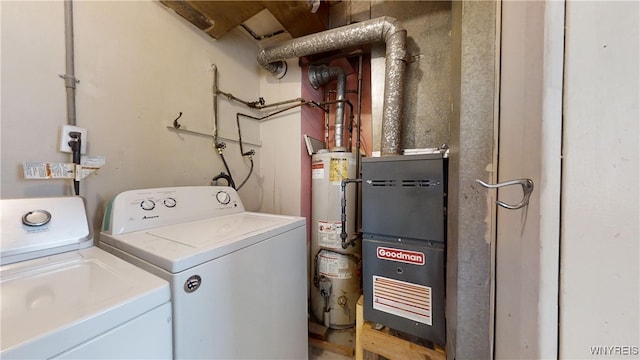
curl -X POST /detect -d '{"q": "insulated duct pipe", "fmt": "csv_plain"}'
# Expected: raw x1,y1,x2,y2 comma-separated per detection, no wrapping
257,17,407,156
308,65,347,151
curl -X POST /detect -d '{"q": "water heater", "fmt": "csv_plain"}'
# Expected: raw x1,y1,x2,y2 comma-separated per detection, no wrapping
310,150,361,329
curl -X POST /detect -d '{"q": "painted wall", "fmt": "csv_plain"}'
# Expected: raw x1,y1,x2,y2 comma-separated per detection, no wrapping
561,1,639,357
258,60,304,217
1,1,267,233
496,1,564,358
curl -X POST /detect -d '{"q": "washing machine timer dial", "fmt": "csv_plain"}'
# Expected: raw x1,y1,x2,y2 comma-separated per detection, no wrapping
22,210,52,226
215,191,231,205
164,197,177,208
140,200,156,211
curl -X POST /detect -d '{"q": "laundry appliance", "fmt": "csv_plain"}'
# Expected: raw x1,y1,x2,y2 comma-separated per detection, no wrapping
99,186,308,359
0,196,172,359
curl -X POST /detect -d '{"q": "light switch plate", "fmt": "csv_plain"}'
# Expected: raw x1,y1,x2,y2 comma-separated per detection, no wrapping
59,125,88,154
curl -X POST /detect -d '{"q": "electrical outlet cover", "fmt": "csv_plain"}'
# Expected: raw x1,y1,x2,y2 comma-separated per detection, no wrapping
59,125,88,154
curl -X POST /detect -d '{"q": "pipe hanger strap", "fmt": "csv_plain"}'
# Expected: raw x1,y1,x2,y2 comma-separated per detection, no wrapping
475,178,534,210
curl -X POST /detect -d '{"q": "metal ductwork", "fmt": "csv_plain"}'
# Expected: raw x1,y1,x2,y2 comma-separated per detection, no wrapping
257,16,407,156
308,65,347,151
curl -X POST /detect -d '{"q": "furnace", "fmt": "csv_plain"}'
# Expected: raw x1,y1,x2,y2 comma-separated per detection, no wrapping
362,152,447,346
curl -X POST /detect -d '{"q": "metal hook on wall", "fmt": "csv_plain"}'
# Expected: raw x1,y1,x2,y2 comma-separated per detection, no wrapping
173,112,183,129
475,178,534,210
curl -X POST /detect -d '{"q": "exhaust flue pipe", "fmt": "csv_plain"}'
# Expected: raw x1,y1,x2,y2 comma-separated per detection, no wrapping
308,65,347,151
257,17,407,156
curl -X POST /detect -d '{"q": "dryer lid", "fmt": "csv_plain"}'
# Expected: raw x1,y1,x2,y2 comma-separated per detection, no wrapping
0,247,170,358
1,197,92,264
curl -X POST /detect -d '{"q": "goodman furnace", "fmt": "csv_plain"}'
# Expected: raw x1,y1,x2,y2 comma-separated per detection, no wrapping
362,152,447,346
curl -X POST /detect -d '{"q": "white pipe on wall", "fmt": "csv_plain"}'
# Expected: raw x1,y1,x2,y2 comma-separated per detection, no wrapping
63,0,78,126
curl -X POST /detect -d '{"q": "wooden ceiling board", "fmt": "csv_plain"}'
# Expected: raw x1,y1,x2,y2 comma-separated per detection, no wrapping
264,1,329,38
160,1,328,40
187,1,266,38
159,1,213,31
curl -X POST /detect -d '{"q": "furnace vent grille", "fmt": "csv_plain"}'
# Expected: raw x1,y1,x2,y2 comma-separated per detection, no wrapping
370,180,397,187
402,179,438,187
372,275,432,326
367,179,439,187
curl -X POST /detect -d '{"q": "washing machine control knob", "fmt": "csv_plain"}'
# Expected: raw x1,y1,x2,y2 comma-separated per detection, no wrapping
22,210,52,226
164,197,177,208
215,191,231,205
140,200,156,211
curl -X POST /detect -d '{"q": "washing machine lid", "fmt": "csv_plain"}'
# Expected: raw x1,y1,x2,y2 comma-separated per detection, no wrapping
1,197,93,265
0,246,170,359
100,211,305,273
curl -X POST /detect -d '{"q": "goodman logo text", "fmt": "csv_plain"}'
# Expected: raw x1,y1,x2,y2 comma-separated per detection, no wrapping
377,247,425,265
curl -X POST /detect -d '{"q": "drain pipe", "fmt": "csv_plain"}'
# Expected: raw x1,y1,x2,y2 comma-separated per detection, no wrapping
257,16,407,156
308,65,347,151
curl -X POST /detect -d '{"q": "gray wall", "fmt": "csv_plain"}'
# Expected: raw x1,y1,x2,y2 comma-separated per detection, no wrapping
371,1,452,150
449,2,498,359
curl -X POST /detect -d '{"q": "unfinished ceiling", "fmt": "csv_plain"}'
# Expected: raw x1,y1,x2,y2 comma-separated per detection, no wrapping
160,1,330,40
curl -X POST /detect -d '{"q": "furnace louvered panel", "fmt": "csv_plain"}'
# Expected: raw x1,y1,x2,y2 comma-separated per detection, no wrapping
373,275,432,326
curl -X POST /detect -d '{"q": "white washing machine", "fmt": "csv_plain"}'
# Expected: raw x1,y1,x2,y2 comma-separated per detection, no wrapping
0,196,173,359
99,186,308,359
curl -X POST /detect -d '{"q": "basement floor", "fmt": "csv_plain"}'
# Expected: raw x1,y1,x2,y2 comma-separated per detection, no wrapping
309,327,355,360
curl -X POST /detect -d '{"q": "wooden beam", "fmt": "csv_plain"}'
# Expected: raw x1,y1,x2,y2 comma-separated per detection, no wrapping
264,1,328,38
361,323,445,360
356,295,446,360
187,1,265,39
308,320,330,341
159,1,212,31
160,1,328,40
308,337,355,357
356,295,365,360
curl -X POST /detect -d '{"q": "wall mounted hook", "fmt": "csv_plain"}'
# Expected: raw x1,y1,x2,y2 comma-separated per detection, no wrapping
173,112,183,129
475,178,534,210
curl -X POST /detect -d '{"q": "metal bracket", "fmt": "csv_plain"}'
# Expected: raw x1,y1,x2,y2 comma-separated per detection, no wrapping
58,74,80,88
475,178,534,210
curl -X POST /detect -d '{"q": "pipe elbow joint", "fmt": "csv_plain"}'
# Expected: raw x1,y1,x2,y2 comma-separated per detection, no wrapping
258,50,288,79
380,16,406,38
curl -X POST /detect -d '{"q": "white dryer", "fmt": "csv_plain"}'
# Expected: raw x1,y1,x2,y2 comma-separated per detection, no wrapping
99,186,308,359
0,196,172,359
